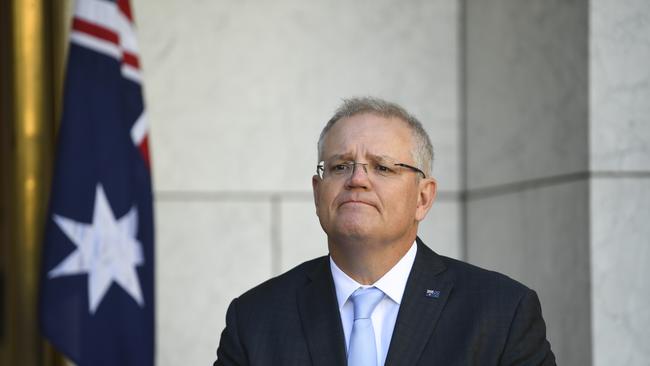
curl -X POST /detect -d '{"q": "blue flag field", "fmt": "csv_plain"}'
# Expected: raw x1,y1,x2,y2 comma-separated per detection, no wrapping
40,0,154,365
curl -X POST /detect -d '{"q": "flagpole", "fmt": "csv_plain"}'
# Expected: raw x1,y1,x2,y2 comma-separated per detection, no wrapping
0,0,68,364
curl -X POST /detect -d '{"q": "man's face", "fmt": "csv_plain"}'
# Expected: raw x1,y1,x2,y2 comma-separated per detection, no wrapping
312,113,435,246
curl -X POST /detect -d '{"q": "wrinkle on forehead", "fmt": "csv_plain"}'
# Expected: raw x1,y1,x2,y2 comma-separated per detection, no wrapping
325,153,402,164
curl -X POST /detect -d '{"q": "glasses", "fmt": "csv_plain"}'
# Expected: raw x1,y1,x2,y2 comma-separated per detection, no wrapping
316,158,426,180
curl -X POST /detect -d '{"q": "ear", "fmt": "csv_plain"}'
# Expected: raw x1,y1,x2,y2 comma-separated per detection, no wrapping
415,177,437,222
312,175,321,211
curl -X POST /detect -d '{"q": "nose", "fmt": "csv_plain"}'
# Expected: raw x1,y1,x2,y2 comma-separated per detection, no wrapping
346,162,370,189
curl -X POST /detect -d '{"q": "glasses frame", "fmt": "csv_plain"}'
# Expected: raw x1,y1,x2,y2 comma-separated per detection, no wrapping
316,160,426,180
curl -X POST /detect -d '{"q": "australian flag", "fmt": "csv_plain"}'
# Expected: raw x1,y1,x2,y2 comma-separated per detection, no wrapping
40,0,154,365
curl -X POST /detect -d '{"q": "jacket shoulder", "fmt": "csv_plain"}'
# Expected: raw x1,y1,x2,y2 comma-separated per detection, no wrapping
437,254,532,299
235,255,328,305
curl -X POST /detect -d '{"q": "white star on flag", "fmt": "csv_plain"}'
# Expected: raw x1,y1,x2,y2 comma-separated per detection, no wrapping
48,183,145,314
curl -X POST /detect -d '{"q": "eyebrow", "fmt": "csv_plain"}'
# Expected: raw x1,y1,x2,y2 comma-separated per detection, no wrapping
326,153,398,163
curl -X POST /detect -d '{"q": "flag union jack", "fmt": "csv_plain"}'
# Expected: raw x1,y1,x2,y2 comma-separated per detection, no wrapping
40,0,154,365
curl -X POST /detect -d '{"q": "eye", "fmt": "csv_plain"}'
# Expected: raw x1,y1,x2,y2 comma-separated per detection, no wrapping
329,163,351,174
375,164,396,175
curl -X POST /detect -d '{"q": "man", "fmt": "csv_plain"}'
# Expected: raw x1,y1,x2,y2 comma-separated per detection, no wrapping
214,97,555,366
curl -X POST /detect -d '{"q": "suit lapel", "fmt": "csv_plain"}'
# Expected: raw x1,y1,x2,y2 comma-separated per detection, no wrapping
297,257,347,366
384,238,454,366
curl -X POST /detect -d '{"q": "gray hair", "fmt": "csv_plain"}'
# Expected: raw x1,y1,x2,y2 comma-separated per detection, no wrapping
317,97,434,177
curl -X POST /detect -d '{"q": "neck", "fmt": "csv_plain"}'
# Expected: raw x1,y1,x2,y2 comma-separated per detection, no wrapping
328,234,416,285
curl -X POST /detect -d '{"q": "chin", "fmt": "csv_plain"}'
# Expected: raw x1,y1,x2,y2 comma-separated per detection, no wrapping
330,222,376,241
319,212,381,241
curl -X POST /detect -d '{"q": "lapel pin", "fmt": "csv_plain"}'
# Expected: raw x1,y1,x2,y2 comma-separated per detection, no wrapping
425,289,440,298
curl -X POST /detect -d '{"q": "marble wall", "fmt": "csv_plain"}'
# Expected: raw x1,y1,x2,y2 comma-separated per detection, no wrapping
131,0,648,364
590,178,650,366
132,1,461,365
590,0,650,173
465,0,589,189
465,0,591,365
466,0,650,365
590,1,650,365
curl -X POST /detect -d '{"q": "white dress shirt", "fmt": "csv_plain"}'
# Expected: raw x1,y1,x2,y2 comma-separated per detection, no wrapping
329,241,417,366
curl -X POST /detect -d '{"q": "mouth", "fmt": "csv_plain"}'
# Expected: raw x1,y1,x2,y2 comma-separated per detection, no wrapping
339,200,375,208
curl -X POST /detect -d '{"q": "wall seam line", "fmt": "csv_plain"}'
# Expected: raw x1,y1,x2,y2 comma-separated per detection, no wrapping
466,170,650,201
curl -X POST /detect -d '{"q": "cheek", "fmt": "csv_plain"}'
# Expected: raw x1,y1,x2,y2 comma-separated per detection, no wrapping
315,186,337,216
384,187,418,216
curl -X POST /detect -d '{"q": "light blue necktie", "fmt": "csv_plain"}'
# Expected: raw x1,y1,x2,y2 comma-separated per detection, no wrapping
348,287,385,366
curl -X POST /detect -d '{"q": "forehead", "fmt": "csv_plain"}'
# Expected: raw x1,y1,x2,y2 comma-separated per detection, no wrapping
321,113,414,160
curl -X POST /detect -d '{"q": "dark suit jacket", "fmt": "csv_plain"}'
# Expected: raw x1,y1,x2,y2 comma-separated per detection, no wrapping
215,238,555,365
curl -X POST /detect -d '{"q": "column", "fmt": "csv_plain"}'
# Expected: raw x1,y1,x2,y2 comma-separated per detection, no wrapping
464,1,591,364
590,0,650,364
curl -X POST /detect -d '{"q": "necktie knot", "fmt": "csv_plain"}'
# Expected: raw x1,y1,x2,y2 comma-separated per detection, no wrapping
351,287,384,320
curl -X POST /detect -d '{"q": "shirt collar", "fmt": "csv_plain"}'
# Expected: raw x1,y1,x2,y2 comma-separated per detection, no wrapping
329,241,417,310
